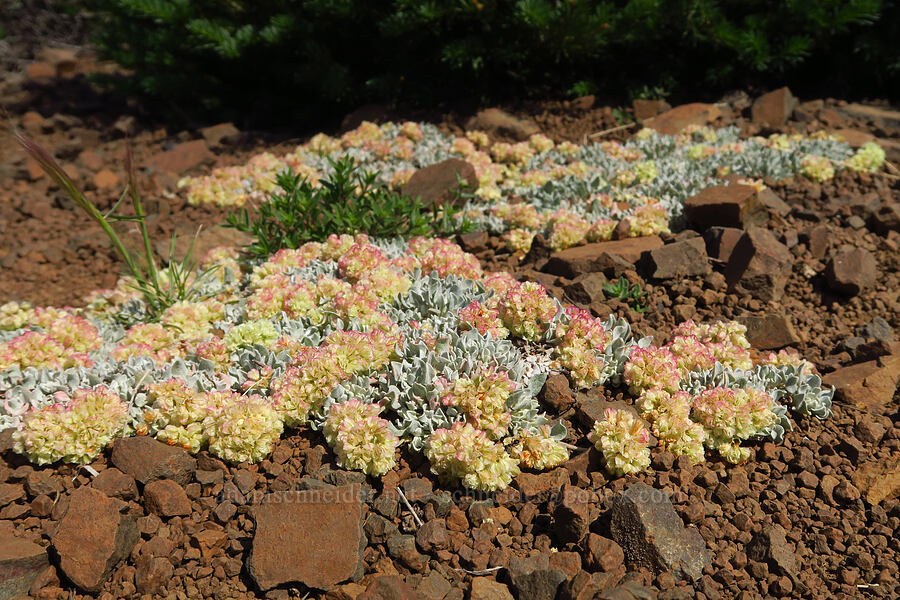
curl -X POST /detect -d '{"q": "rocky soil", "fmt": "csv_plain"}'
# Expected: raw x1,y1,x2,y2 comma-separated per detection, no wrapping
1,38,899,600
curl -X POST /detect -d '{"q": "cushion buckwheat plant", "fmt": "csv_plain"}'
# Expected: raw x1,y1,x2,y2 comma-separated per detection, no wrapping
2,122,842,489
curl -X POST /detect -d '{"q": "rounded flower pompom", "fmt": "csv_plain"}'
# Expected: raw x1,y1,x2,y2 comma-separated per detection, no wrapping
623,345,680,395
509,425,569,470
498,281,559,342
13,387,128,465
425,422,520,491
589,408,651,476
206,393,284,464
324,400,399,476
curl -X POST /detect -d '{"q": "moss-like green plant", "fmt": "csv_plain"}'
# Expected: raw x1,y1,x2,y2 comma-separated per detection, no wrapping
603,276,648,313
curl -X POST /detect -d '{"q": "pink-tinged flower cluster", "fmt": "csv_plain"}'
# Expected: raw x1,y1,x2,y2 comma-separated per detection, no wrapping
586,219,616,243
601,140,643,162
356,265,412,301
504,228,535,255
623,345,680,395
160,300,225,341
323,400,399,476
0,301,35,331
547,211,591,251
0,331,92,371
83,277,143,315
637,390,706,464
338,243,387,282
671,320,752,370
440,367,515,439
494,203,543,230
555,307,609,388
491,141,536,165
323,329,399,374
13,387,128,465
200,245,243,282
763,348,815,376
691,386,777,463
223,319,279,351
799,155,835,182
112,323,181,364
330,289,394,332
271,347,350,426
207,392,284,464
195,338,230,372
482,271,520,297
425,422,520,491
508,425,569,470
664,335,716,377
498,281,559,341
408,238,483,279
589,407,651,476
249,247,316,286
628,203,670,237
142,378,212,449
458,300,508,339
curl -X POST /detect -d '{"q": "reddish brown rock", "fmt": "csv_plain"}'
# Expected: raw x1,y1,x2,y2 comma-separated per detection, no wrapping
851,458,900,505
146,139,212,174
837,103,900,129
471,577,514,600
466,108,540,140
508,554,567,600
144,479,192,517
703,227,744,263
135,556,173,595
92,169,119,190
643,237,710,279
0,483,25,507
644,103,722,135
747,525,798,578
110,436,196,485
544,236,663,279
247,485,365,590
52,487,138,592
91,467,138,500
868,203,900,235
582,533,625,573
632,99,671,120
831,128,876,148
200,122,240,146
26,62,56,80
725,227,793,301
563,272,608,306
737,313,800,350
514,469,569,503
610,483,710,581
357,575,424,600
401,159,478,208
684,185,768,230
751,87,798,129
822,353,900,415
825,248,877,295
553,485,592,544
0,535,49,600
807,224,830,260
539,373,576,412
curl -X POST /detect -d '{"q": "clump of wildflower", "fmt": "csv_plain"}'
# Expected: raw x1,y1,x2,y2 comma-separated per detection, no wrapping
195,338,230,372
623,346,680,395
323,400,399,476
143,379,212,450
411,238,483,279
691,387,777,463
482,272,519,297
281,283,320,320
672,320,752,370
799,155,834,182
504,228,535,254
529,133,555,153
629,203,670,236
498,281,559,341
338,243,387,282
466,130,490,148
440,367,515,438
665,335,716,376
271,347,349,425
224,320,279,351
548,211,591,251
764,348,815,376
494,203,543,229
330,290,394,331
0,331,87,370
554,308,609,388
13,387,128,465
458,300,508,339
638,390,706,464
0,301,34,330
249,248,313,286
589,408,651,476
425,422,520,491
207,393,284,464
633,160,658,183
844,142,885,173
161,300,225,341
586,219,616,242
323,329,398,374
509,425,569,470
112,323,180,363
357,265,412,301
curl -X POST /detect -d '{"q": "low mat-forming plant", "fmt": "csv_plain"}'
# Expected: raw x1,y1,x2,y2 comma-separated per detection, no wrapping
225,157,472,259
604,276,649,313
16,134,216,320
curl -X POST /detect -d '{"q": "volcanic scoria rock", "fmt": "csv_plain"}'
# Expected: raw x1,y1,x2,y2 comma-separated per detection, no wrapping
703,227,744,263
724,227,793,301
683,185,768,230
507,554,568,600
751,87,798,129
401,159,478,208
609,483,710,581
466,108,540,140
746,525,799,579
642,236,710,280
552,484,592,544
143,479,192,517
737,312,800,350
0,535,49,600
825,247,878,295
544,237,663,279
247,484,365,590
52,487,138,592
110,436,196,485
643,103,721,135
822,353,900,414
